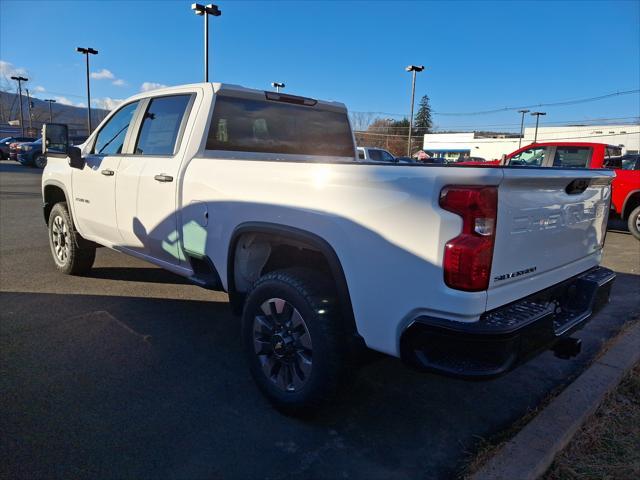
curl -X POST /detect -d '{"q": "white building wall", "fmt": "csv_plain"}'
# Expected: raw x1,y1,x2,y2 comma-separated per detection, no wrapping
424,124,640,160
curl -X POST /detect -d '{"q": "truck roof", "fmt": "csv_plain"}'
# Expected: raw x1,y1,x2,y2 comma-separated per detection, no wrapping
125,82,348,113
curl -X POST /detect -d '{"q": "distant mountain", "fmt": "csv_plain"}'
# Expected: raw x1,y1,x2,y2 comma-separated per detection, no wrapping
0,90,109,134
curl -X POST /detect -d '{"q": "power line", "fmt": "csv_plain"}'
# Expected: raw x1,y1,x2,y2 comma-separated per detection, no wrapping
354,131,638,142
351,88,640,118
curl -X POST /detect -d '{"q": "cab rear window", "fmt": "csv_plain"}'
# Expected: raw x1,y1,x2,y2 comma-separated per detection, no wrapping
206,96,354,157
552,147,591,168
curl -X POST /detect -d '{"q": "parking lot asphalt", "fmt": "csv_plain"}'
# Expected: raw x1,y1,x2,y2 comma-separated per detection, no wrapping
1,160,639,480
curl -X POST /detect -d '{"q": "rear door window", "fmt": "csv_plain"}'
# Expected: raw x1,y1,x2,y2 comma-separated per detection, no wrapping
134,95,192,155
207,96,354,157
552,147,592,168
507,147,548,166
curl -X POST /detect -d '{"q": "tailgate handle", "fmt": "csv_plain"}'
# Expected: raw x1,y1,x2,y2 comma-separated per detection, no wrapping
565,179,589,195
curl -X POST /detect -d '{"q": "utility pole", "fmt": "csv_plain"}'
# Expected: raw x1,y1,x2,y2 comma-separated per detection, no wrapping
271,82,285,93
192,3,222,82
10,75,28,136
517,109,530,148
26,89,33,130
44,99,57,122
76,47,98,133
405,65,424,156
531,111,546,144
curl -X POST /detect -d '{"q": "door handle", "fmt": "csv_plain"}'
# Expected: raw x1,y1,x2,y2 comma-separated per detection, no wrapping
101,169,114,176
154,174,173,183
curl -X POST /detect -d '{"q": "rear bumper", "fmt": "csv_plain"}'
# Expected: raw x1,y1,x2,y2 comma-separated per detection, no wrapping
400,266,615,379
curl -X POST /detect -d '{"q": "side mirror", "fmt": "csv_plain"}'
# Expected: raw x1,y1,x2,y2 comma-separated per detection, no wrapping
68,146,85,169
43,123,69,157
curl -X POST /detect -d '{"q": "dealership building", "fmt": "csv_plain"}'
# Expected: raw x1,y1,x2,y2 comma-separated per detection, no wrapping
423,124,640,161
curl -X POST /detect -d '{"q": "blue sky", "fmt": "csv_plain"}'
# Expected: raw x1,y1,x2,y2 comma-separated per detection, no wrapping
1,0,639,131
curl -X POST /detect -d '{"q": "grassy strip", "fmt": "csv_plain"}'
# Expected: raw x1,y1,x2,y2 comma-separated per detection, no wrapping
543,363,640,480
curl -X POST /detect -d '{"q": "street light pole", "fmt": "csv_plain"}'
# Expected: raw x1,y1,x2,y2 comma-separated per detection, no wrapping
76,47,98,133
531,111,546,144
517,109,530,148
405,65,424,156
44,99,57,122
192,3,222,82
10,75,28,136
271,82,285,93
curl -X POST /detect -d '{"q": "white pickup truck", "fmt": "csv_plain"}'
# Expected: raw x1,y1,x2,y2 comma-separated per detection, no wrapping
42,83,615,414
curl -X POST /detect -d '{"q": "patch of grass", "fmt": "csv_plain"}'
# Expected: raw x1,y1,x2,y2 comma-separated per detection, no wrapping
544,363,640,480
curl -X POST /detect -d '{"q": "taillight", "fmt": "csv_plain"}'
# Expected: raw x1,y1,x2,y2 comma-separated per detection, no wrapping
439,186,498,291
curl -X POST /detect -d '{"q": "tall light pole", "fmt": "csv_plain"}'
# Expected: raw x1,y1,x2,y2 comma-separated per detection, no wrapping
405,65,424,156
76,47,98,133
44,99,57,122
192,3,222,82
271,82,285,93
517,109,530,148
10,75,28,136
531,111,546,144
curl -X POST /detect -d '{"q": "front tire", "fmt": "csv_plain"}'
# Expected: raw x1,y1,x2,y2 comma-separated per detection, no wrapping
48,202,96,275
628,205,640,241
34,154,47,169
241,269,348,415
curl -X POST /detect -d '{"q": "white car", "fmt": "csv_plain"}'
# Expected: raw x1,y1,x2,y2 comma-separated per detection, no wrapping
42,83,615,414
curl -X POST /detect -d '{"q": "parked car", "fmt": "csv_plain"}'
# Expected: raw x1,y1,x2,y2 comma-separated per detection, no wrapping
5,137,37,160
42,83,615,413
17,138,46,168
0,136,35,159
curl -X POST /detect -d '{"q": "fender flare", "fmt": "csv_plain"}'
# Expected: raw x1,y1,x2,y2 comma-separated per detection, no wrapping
42,180,72,224
227,222,360,342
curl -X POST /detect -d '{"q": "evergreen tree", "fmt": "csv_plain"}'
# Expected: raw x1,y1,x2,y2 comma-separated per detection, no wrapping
414,95,433,133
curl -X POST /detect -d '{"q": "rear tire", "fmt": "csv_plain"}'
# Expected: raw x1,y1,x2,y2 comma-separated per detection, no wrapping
241,268,348,415
628,205,640,241
48,202,96,275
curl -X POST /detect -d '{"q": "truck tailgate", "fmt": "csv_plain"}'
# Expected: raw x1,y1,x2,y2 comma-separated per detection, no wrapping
487,167,614,309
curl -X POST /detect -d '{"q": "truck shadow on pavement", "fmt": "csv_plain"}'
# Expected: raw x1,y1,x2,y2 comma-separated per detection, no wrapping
1,271,637,479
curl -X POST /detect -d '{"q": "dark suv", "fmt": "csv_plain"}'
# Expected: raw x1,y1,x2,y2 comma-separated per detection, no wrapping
17,138,46,168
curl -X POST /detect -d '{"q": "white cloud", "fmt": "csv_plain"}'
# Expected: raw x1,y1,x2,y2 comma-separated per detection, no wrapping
92,97,124,110
34,85,46,92
141,81,167,92
91,68,115,80
54,96,75,106
0,60,27,79
112,79,126,87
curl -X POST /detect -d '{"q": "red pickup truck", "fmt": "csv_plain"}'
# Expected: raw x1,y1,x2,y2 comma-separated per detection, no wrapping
461,142,640,239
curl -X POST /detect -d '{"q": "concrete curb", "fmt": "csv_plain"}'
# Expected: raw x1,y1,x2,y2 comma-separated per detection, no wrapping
471,321,640,480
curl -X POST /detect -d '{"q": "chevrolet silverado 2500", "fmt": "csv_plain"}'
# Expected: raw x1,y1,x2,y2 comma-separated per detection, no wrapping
41,83,616,413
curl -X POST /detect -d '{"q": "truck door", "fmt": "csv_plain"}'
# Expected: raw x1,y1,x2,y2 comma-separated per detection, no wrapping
71,101,140,245
115,94,195,267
